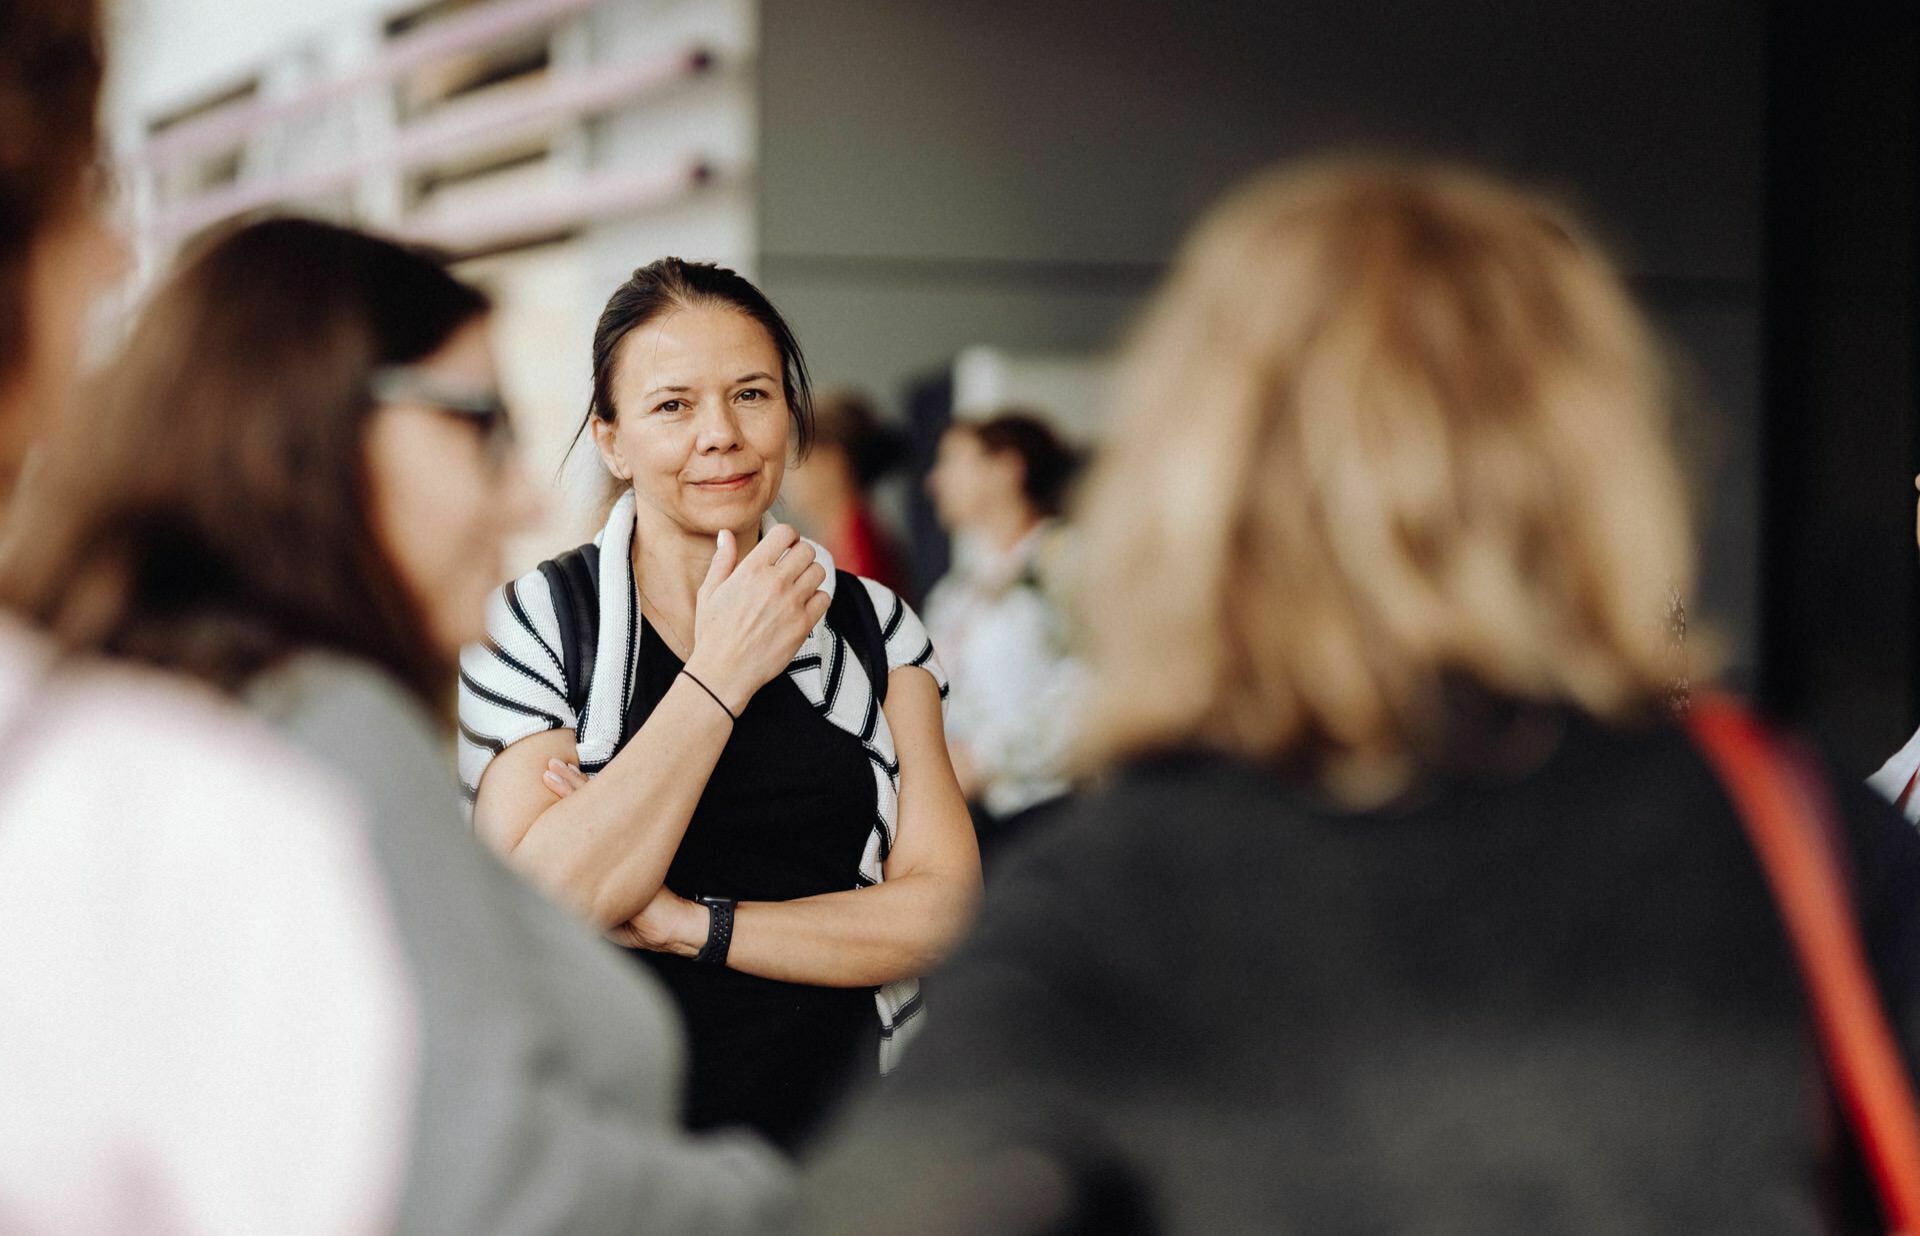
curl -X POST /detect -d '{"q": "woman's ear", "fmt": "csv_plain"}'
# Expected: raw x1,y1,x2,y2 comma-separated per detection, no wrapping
591,414,629,481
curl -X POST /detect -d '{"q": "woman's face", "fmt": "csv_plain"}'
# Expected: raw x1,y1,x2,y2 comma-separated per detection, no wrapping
927,426,1009,531
364,316,539,657
594,304,788,541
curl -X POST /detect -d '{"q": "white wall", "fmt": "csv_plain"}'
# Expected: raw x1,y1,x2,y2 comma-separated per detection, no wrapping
109,0,389,129
104,0,765,572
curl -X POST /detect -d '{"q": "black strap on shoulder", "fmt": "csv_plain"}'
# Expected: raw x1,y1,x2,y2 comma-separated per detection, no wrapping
550,557,886,750
536,543,601,719
827,569,889,707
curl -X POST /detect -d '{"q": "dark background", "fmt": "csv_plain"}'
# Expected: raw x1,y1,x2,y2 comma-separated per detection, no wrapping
756,0,1920,774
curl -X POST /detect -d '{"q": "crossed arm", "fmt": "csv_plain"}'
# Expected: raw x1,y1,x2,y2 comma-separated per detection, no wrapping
472,665,981,988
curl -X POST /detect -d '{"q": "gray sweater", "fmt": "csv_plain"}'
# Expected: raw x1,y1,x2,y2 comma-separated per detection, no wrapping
251,654,790,1235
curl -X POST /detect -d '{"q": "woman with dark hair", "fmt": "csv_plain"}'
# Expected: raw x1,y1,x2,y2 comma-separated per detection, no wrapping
3,219,790,1231
460,257,980,1150
922,411,1085,861
779,390,913,596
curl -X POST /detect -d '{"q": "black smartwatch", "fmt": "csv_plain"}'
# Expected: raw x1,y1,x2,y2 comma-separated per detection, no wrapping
694,896,736,966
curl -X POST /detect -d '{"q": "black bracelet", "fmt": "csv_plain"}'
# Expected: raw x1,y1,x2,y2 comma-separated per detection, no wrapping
679,668,737,722
695,897,736,966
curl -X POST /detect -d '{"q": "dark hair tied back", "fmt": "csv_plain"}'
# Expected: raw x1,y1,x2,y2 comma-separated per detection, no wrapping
582,257,814,458
970,411,1080,519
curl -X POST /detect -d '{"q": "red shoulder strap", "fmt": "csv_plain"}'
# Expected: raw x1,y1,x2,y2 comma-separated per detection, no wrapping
1687,692,1920,1230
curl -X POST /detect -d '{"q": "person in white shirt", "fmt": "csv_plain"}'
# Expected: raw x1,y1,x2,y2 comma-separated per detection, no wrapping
924,412,1086,859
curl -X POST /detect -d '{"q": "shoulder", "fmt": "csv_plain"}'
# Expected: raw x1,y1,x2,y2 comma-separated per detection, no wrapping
4,656,398,949
0,661,416,1232
482,563,570,670
252,653,450,798
462,563,579,727
848,575,943,677
459,560,589,790
984,754,1269,902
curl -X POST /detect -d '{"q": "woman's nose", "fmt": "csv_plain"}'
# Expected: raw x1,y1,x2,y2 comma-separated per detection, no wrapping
695,401,744,452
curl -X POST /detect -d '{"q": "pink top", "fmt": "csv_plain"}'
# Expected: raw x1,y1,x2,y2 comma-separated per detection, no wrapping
0,621,415,1235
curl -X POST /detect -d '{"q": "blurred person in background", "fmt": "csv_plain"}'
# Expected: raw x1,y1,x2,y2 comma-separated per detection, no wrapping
924,412,1085,866
2,218,790,1232
803,162,1920,1231
0,5,412,1233
461,258,980,1151
779,388,913,596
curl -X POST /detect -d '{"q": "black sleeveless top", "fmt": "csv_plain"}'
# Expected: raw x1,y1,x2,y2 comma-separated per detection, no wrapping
624,617,879,1150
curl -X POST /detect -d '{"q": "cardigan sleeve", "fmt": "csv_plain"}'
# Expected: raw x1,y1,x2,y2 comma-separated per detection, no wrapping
862,576,949,710
457,568,577,803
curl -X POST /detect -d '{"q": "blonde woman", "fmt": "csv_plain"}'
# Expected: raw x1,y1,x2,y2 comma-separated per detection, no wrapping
802,162,1920,1230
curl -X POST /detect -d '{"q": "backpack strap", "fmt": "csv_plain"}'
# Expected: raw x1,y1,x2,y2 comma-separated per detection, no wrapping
535,543,601,720
1687,693,1920,1230
565,560,888,751
827,569,889,707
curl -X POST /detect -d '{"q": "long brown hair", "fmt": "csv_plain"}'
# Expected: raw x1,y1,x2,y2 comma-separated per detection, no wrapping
1075,160,1696,803
0,217,490,710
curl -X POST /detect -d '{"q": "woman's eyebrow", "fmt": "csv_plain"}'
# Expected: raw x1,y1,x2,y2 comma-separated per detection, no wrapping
733,371,776,385
643,384,693,399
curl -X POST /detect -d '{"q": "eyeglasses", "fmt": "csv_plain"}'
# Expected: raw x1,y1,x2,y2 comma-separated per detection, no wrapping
369,366,518,472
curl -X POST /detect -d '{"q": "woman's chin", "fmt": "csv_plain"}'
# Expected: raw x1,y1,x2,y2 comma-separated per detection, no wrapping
682,485,773,529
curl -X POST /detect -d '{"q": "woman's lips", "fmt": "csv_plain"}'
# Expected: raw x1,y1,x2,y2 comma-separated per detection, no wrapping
691,471,756,491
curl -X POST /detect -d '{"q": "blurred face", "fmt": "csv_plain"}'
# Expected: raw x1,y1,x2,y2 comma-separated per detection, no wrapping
927,426,1015,531
779,441,853,530
594,304,788,541
364,316,540,656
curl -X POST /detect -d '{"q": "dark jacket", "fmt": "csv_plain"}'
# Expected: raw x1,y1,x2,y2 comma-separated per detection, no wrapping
802,706,1920,1233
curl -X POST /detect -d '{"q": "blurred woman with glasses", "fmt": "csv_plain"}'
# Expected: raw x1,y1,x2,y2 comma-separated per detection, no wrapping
2,217,790,1231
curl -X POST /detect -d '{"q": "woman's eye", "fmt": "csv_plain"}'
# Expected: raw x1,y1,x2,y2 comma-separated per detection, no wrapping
656,399,685,414
736,388,765,403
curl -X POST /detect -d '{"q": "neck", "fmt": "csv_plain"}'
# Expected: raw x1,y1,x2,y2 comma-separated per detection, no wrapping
630,498,762,623
976,504,1040,555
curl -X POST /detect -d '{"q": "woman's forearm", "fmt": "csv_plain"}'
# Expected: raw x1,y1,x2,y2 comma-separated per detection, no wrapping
505,675,733,927
658,871,978,988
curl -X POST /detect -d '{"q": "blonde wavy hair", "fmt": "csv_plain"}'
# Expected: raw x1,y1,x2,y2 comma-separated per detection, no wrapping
1074,160,1697,802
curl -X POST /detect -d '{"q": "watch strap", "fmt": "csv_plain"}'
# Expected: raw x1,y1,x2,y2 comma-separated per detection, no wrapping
694,897,736,966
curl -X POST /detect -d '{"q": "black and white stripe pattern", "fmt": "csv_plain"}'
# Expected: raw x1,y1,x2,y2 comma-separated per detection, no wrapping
457,491,948,1072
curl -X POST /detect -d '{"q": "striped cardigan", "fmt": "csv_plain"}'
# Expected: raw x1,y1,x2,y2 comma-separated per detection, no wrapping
457,492,947,1071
